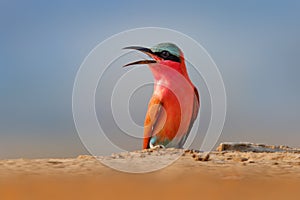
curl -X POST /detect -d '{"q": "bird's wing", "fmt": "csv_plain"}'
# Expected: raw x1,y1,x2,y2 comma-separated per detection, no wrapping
178,87,200,147
143,96,163,149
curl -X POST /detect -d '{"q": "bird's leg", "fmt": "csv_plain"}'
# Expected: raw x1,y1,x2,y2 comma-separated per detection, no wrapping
149,136,165,149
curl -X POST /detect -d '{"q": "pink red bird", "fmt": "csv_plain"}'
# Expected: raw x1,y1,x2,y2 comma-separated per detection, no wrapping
124,43,199,149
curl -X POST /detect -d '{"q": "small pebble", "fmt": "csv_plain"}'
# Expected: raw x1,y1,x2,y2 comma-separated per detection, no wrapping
194,153,210,161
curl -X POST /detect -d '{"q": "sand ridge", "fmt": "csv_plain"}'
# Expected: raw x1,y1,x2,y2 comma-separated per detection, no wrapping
1,143,300,178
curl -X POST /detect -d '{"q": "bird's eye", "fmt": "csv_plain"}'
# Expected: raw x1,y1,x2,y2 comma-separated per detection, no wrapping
160,50,170,59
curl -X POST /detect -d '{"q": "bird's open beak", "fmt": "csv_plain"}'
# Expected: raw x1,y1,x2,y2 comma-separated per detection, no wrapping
123,46,157,67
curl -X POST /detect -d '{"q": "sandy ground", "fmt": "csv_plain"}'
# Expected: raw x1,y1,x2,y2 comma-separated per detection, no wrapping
1,143,300,200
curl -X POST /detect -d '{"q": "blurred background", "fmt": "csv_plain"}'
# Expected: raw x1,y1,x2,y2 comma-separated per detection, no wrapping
0,0,299,158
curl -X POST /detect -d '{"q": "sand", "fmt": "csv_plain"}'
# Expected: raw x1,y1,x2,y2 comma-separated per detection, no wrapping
1,143,300,200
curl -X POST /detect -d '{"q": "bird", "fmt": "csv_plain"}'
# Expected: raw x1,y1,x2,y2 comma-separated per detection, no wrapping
123,43,199,149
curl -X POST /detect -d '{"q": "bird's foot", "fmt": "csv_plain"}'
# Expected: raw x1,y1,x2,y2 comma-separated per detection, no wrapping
149,144,165,150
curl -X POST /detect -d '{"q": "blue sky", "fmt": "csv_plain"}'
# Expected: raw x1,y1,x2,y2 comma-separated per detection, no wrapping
0,1,299,158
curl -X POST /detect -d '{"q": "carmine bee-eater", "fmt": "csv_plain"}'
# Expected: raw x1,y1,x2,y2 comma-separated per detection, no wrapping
124,43,199,149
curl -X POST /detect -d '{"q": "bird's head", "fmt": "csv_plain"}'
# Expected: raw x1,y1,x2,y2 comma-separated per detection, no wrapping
123,43,184,70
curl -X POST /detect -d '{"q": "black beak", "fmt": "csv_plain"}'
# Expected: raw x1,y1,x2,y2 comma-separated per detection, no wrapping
123,46,157,67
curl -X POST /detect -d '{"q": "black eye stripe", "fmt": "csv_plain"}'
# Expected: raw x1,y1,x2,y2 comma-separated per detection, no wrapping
160,50,170,58
153,51,181,63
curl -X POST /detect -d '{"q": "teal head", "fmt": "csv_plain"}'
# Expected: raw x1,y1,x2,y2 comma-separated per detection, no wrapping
123,43,183,67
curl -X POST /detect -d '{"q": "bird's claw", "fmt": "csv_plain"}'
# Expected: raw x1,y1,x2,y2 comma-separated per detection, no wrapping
150,144,165,150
